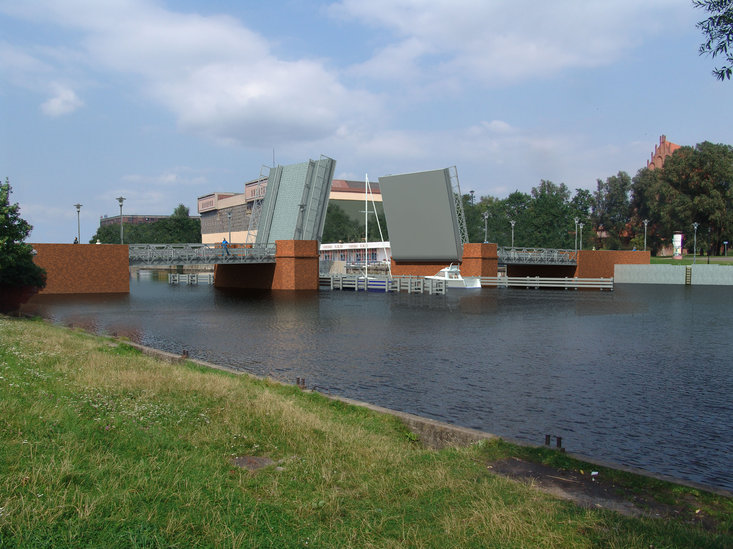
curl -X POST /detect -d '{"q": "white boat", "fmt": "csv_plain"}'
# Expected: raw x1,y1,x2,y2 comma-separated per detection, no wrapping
426,264,481,289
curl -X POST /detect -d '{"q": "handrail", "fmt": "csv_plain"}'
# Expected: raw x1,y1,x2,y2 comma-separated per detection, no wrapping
497,247,577,265
129,243,277,266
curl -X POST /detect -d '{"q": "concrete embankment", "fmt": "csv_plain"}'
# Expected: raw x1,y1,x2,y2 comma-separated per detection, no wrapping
615,264,733,285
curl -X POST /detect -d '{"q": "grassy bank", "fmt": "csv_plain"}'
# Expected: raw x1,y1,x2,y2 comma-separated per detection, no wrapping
651,256,733,265
1,317,731,548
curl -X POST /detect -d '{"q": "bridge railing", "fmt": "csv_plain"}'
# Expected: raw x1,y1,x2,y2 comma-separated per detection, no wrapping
129,243,277,266
497,247,577,265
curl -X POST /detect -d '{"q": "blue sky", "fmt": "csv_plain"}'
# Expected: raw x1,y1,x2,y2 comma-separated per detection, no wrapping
2,0,731,243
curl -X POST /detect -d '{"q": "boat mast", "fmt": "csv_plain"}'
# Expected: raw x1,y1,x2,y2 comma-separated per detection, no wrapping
365,173,369,280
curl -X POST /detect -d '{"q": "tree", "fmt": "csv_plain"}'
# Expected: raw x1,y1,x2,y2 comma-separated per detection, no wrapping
695,0,733,80
591,172,632,249
525,180,573,248
634,142,733,255
0,178,46,311
321,203,362,243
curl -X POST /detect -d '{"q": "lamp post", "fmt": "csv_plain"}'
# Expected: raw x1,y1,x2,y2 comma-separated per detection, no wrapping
578,223,584,251
643,219,649,252
483,211,489,243
725,241,729,257
116,196,125,244
510,220,516,248
693,222,699,264
574,216,579,254
227,211,232,243
74,203,82,243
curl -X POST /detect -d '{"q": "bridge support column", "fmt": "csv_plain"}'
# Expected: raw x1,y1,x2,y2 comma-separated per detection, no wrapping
272,240,319,290
389,243,498,277
460,243,498,277
214,240,319,291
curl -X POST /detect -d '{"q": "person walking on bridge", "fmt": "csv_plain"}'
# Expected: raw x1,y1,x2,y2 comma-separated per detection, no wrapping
222,238,230,256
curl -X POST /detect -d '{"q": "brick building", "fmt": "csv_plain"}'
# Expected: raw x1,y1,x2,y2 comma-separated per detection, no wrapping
647,135,681,170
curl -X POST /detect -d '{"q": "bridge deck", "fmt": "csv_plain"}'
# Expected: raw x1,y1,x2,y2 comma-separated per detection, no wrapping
497,247,577,265
129,243,276,266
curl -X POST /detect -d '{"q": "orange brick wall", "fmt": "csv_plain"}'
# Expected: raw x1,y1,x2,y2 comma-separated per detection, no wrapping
460,243,498,277
214,240,319,291
575,250,650,278
31,244,129,294
271,240,319,290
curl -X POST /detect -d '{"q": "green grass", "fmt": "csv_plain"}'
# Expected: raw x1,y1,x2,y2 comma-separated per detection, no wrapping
1,317,731,548
651,256,733,265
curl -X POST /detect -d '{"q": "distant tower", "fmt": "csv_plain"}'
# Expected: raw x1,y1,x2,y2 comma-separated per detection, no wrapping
647,135,681,170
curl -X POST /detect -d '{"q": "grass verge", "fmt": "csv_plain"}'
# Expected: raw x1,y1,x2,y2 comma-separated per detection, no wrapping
1,316,731,548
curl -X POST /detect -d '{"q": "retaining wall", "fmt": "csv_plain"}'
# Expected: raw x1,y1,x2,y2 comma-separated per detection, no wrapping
615,264,733,285
31,244,129,294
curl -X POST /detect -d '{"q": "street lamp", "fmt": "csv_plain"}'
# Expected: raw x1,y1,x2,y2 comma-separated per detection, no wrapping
227,211,232,243
116,196,125,244
578,223,584,251
574,217,579,254
643,219,649,252
74,203,82,243
510,220,516,248
725,241,729,257
482,211,489,243
693,222,699,264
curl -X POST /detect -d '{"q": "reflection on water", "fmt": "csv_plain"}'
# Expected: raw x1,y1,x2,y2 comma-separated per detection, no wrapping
22,273,733,492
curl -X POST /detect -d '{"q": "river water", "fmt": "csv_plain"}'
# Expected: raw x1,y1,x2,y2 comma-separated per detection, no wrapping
22,273,733,492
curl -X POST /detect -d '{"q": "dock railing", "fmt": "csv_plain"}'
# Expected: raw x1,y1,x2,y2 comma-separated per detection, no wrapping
480,276,613,290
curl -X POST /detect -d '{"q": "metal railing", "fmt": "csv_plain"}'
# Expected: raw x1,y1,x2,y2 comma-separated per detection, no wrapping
129,243,277,266
498,247,577,265
319,274,446,295
480,276,612,290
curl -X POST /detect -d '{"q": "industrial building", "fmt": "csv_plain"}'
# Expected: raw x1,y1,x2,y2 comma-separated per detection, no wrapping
197,177,383,245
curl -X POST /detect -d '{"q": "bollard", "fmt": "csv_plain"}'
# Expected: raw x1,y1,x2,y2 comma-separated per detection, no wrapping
556,436,562,449
182,350,189,358
545,434,551,446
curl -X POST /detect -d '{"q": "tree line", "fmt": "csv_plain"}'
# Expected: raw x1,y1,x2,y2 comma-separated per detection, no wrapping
90,204,201,244
321,141,733,256
460,140,733,255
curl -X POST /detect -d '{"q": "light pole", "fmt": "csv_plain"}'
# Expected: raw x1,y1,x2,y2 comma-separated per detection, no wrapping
227,211,232,243
74,203,82,243
510,220,516,248
574,216,579,254
578,223,584,251
725,241,729,257
643,219,649,252
482,211,489,243
116,196,125,244
693,222,699,264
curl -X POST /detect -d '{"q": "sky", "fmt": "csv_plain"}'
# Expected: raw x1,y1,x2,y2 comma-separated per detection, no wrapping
1,0,731,243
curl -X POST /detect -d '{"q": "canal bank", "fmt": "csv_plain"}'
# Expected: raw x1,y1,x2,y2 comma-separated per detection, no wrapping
20,276,733,494
2,315,730,547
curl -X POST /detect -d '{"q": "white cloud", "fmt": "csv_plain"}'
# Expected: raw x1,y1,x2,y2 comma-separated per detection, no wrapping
122,168,207,187
332,0,688,86
1,0,381,145
40,84,83,116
